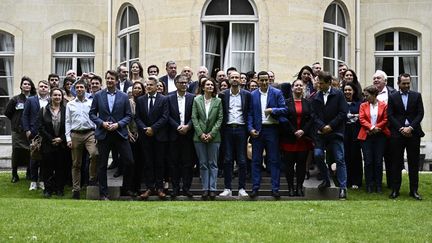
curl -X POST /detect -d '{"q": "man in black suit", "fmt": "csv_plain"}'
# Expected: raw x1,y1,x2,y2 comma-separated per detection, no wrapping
218,71,251,198
135,76,169,200
89,70,134,200
387,73,424,200
167,75,195,198
116,64,133,93
311,71,348,199
159,60,177,93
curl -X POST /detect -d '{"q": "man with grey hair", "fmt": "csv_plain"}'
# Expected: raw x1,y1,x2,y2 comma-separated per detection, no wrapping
187,66,209,94
159,61,178,93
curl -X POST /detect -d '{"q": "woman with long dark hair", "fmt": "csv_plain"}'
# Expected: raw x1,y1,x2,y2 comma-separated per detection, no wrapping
130,61,144,83
296,65,315,98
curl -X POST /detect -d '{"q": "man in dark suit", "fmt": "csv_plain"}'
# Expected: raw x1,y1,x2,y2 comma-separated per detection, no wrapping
89,70,134,200
167,75,195,198
22,80,50,191
135,76,169,200
159,60,177,93
187,66,208,94
388,73,424,200
116,64,133,93
219,71,251,198
248,71,286,199
311,71,348,199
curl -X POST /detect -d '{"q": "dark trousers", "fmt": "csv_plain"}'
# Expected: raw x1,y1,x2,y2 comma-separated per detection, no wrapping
344,123,363,187
391,136,421,192
170,135,194,192
41,148,67,193
383,139,393,188
97,132,134,197
29,159,41,182
361,134,386,188
11,147,30,176
284,151,308,188
223,126,248,190
142,136,166,190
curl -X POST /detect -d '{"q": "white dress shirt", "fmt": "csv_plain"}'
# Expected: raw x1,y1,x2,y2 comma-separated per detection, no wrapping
227,90,244,125
65,97,96,142
177,92,186,125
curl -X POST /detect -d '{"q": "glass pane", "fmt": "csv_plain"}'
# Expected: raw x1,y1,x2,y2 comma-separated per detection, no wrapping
0,77,12,96
0,116,11,135
324,4,336,24
399,32,418,51
231,0,254,15
77,58,94,76
0,57,14,76
129,32,139,59
387,77,394,89
375,32,394,51
206,54,220,78
55,58,72,77
205,25,221,54
120,8,128,30
375,56,394,76
205,0,228,15
410,77,418,92
0,32,14,52
55,34,73,52
336,5,346,28
77,34,94,52
323,30,335,58
232,53,254,73
120,36,127,62
323,58,335,75
399,57,418,76
128,7,139,26
232,23,254,51
338,34,346,61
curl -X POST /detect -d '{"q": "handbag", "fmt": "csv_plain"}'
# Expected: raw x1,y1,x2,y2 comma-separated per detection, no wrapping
30,134,42,160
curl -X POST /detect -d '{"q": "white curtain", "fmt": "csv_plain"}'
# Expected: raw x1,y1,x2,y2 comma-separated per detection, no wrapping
375,35,385,69
0,33,14,96
205,25,218,74
229,23,254,72
55,36,73,76
78,35,94,73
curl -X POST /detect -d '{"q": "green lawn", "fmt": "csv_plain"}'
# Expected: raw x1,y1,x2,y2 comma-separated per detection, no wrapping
0,172,431,242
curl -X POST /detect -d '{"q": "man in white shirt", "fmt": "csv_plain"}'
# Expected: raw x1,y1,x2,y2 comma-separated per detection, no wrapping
159,61,178,93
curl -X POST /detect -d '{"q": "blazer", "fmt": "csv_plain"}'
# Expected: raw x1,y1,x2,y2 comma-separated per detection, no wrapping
311,87,348,138
22,95,42,138
167,91,195,141
5,93,29,133
219,89,251,127
247,86,286,133
387,90,424,138
38,104,67,152
159,75,170,90
191,95,223,143
89,89,132,140
187,81,199,94
279,97,315,143
135,93,169,142
357,101,391,140
116,79,133,93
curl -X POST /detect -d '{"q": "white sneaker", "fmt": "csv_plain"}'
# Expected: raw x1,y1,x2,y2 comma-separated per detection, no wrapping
38,182,45,190
238,188,249,197
219,189,232,197
29,182,37,191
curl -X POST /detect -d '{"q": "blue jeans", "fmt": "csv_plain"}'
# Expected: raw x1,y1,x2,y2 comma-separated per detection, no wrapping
361,134,386,188
314,135,347,189
251,126,280,192
223,126,248,190
194,142,220,191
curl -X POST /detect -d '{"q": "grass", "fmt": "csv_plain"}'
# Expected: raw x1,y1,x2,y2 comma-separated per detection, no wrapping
0,172,431,242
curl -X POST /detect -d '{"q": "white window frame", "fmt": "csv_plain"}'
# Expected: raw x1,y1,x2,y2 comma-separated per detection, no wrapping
374,31,420,91
117,5,139,69
0,31,14,137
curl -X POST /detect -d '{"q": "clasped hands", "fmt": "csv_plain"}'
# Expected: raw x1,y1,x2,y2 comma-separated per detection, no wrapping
200,133,213,143
399,126,413,137
103,121,119,131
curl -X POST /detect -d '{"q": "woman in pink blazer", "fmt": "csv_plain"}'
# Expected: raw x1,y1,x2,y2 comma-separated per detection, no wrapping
358,85,390,193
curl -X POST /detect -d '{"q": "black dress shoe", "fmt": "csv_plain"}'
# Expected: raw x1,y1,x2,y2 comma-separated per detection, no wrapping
183,189,194,198
11,175,19,183
288,187,295,197
113,170,122,178
318,180,331,190
366,185,373,193
209,191,216,200
202,191,209,200
296,186,305,197
339,188,347,200
107,163,118,170
72,191,80,199
43,190,52,198
389,190,400,199
249,190,259,199
409,191,422,200
272,191,281,200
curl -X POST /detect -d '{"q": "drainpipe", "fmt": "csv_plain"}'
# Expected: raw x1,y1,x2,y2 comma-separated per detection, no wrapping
355,0,360,77
107,0,113,69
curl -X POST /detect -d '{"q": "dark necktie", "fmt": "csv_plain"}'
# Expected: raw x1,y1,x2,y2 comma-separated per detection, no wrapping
149,96,154,114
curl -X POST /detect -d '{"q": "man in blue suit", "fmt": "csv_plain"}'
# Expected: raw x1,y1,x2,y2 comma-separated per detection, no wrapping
311,71,348,199
89,70,134,200
248,71,286,199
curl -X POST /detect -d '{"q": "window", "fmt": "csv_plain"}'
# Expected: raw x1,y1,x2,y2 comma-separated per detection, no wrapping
323,2,348,76
375,31,420,91
0,31,14,135
53,32,95,79
118,5,139,68
202,0,257,77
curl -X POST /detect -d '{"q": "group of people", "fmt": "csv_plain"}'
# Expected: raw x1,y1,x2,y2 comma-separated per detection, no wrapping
6,60,424,201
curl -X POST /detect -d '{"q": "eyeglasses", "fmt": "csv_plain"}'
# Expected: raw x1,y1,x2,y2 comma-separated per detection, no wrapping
177,82,188,85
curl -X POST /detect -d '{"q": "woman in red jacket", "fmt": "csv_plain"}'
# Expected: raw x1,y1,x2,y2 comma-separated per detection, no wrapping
358,85,390,193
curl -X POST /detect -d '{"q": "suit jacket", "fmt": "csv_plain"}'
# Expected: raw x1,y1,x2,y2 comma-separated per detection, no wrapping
311,87,348,138
116,79,133,93
279,97,315,143
38,104,67,152
22,95,43,138
219,89,251,127
357,101,391,140
135,93,169,142
247,86,286,133
5,93,29,133
279,82,293,100
89,89,132,140
387,90,424,138
191,95,223,143
167,91,195,141
187,81,199,94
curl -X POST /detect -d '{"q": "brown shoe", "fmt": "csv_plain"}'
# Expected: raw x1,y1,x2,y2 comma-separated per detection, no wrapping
139,190,151,200
157,189,166,200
